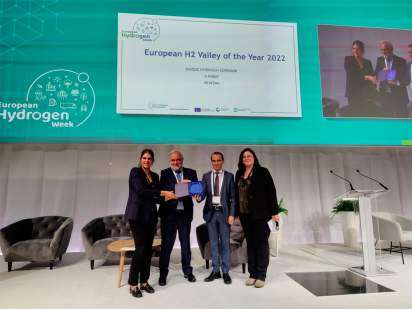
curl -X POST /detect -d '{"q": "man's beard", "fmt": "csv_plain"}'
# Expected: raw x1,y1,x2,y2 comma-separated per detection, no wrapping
171,165,182,172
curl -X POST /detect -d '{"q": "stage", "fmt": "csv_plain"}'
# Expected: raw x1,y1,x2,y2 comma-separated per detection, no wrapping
1,244,411,309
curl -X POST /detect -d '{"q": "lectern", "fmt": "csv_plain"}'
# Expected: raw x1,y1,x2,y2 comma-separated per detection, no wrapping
336,189,394,277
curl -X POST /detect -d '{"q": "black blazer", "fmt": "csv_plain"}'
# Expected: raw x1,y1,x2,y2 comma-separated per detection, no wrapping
235,166,279,221
199,171,237,222
158,167,198,221
375,54,410,104
344,56,375,100
124,167,160,223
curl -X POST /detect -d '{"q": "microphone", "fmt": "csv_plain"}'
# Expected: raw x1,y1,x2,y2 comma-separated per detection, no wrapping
275,221,279,230
356,169,389,191
329,170,355,191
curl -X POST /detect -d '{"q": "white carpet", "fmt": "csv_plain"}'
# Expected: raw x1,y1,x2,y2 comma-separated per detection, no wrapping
1,245,412,309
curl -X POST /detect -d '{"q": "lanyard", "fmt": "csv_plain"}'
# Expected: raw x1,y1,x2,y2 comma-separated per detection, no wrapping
384,57,393,70
173,170,183,182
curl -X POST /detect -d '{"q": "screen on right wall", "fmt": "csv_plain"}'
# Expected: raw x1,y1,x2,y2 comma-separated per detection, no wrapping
318,25,412,119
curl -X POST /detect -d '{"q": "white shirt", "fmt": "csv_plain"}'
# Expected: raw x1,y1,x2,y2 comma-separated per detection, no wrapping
384,57,393,70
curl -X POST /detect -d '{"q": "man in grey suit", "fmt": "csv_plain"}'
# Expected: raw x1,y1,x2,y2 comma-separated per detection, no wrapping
195,152,236,284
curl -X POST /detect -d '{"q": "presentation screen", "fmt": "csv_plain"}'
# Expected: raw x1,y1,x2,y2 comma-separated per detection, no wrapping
319,25,412,119
117,13,301,117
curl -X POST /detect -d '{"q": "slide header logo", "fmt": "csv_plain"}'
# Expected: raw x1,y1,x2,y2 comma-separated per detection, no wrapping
133,18,160,41
121,18,160,41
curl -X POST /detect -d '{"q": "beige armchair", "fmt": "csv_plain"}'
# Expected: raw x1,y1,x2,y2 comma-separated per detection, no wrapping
372,211,412,264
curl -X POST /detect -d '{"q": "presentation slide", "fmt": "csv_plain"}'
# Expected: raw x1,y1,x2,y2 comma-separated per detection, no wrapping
117,13,301,117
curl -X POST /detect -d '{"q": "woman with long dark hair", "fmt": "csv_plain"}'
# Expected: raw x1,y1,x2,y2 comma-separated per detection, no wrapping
124,149,175,298
235,148,279,288
344,40,377,116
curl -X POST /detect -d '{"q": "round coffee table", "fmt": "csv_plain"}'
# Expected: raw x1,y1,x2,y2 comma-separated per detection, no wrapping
107,238,162,287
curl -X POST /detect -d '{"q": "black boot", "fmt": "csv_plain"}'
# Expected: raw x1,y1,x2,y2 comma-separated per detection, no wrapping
223,273,232,284
204,271,221,282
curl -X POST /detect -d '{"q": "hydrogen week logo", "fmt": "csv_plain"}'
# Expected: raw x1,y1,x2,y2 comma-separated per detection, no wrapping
1,69,95,128
121,18,160,41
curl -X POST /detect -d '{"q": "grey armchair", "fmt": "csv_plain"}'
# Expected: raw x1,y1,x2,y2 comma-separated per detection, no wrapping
196,218,247,273
0,216,74,271
81,214,162,270
81,215,132,270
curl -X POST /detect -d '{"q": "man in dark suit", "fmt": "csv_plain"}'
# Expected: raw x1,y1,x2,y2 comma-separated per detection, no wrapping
158,150,198,286
375,40,410,118
196,152,236,284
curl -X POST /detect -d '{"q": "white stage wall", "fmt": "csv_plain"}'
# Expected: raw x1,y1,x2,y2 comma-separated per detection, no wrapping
1,144,412,253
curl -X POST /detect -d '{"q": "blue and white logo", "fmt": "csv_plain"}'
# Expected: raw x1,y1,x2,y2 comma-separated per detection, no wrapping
133,18,160,41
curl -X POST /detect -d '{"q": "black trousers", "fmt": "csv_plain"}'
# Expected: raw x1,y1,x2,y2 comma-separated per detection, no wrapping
159,211,193,277
128,216,157,285
240,215,270,281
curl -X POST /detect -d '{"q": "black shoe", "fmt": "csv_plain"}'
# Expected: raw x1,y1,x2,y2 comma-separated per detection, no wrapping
184,273,196,282
130,287,143,298
204,271,221,282
140,283,155,294
223,273,232,284
158,276,167,286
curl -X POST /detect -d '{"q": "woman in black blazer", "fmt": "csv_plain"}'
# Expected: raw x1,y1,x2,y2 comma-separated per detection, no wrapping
344,40,377,116
235,148,279,288
124,149,175,298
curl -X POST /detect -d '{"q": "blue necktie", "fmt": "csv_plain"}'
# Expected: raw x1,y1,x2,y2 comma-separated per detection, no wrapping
176,171,184,210
176,170,182,182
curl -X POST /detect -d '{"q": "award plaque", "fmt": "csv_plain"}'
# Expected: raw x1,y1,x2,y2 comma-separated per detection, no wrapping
175,182,189,198
175,181,203,198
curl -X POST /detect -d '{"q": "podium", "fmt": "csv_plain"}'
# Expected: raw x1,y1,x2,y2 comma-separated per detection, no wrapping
336,189,394,277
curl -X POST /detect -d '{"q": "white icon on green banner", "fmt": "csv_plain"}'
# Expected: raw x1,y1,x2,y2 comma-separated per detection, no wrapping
48,98,57,107
26,69,95,127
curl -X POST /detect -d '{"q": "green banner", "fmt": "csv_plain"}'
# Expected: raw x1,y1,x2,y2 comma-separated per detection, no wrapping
1,0,412,145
